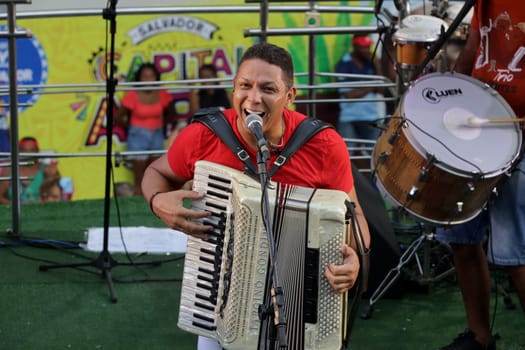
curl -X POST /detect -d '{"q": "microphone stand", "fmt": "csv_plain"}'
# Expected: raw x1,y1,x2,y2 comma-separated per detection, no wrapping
256,150,288,349
39,0,160,303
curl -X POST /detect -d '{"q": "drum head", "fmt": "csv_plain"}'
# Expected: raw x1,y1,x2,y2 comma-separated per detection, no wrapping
402,15,449,35
400,72,521,175
393,27,439,44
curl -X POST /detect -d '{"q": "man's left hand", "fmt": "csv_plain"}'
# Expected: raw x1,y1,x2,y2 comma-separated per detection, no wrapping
324,244,360,293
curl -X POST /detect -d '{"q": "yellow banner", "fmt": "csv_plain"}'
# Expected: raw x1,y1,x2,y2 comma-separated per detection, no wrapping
3,1,373,200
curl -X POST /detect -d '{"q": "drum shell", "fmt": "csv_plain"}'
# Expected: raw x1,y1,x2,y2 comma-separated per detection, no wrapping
393,28,438,68
395,41,432,67
373,115,502,225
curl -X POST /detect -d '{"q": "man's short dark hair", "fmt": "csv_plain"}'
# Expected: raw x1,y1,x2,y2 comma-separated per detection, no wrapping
239,42,294,89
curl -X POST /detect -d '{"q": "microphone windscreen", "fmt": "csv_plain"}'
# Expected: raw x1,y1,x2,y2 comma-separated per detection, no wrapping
245,113,263,129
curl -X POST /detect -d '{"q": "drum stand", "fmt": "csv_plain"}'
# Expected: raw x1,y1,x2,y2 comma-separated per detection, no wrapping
361,222,455,319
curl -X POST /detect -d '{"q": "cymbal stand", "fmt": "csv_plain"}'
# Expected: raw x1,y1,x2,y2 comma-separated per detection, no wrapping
361,223,455,319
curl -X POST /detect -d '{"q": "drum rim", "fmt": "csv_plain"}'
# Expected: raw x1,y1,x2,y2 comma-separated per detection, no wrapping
398,72,523,178
402,14,449,29
393,27,440,43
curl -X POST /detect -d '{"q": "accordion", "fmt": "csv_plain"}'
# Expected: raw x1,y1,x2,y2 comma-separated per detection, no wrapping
178,160,351,349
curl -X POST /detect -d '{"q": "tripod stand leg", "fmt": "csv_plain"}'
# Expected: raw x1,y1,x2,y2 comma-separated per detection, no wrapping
103,267,117,303
361,233,426,319
413,237,455,285
39,251,166,303
39,250,120,302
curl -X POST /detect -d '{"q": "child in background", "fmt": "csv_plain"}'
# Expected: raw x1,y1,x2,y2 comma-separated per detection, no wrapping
39,177,63,203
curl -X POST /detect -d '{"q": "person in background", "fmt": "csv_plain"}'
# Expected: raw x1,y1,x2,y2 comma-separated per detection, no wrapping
436,1,525,350
141,42,371,350
116,62,176,196
0,111,9,154
39,176,63,203
189,63,233,116
335,34,385,141
166,64,233,148
0,136,60,204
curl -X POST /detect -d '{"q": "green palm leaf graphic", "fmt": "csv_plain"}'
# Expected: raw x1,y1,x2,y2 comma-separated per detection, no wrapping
281,2,374,93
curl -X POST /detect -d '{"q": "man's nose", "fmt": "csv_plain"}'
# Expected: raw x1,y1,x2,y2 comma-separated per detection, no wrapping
246,87,263,103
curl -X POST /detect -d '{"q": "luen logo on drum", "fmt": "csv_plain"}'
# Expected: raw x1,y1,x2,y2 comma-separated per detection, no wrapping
422,87,463,104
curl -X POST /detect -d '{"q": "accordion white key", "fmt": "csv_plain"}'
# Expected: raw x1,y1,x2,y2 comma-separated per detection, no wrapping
178,160,350,350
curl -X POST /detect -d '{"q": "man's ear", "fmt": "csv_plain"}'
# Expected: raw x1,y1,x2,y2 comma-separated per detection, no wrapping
286,87,297,108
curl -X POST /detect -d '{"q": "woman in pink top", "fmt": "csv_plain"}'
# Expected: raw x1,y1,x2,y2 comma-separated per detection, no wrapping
116,63,176,195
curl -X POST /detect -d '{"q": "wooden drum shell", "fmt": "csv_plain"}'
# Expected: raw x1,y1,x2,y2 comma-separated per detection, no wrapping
372,116,501,225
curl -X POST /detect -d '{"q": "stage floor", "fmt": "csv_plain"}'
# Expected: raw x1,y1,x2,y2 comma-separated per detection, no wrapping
0,197,523,350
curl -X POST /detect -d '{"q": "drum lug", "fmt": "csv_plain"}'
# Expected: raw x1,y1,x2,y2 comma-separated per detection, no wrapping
463,182,476,196
407,186,418,200
455,202,464,213
376,151,389,164
418,168,429,182
388,132,400,145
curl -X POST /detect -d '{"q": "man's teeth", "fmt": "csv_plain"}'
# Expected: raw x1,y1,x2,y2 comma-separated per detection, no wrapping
246,109,263,116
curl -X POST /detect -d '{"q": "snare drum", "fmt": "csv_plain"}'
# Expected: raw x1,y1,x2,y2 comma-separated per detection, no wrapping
393,27,440,68
372,73,522,225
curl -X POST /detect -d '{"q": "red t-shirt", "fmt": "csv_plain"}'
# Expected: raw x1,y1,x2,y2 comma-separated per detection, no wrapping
470,1,525,116
121,90,172,130
167,109,354,193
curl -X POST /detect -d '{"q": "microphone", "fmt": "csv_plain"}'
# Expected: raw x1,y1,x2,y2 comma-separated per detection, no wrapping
245,113,270,162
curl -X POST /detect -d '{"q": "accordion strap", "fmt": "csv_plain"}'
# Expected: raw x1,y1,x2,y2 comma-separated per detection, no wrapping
191,107,333,178
343,200,370,348
192,107,258,177
268,117,332,178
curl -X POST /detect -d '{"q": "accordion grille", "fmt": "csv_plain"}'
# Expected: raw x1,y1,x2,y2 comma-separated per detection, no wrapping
319,234,344,339
217,196,257,343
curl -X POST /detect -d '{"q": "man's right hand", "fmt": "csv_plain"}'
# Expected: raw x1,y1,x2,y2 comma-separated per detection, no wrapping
151,189,213,239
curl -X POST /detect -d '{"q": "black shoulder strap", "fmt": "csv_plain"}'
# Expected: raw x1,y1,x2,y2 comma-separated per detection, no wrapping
191,107,258,177
268,118,332,178
192,108,333,179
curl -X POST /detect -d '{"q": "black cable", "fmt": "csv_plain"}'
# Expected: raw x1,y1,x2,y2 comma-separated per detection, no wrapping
6,243,185,283
110,164,144,271
373,112,504,334
0,234,83,248
396,114,517,337
7,245,103,276
100,2,166,279
372,5,408,90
